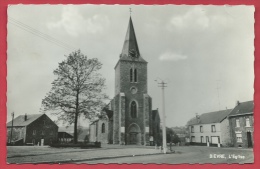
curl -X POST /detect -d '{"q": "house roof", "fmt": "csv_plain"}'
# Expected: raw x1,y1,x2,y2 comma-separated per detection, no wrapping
6,114,44,127
187,109,232,125
58,132,73,138
229,101,254,117
103,108,113,119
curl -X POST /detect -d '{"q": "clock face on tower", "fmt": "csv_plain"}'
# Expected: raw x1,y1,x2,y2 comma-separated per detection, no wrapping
129,49,138,58
130,87,137,94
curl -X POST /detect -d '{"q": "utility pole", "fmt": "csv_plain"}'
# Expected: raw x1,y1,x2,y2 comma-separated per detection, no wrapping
10,112,14,144
156,79,167,154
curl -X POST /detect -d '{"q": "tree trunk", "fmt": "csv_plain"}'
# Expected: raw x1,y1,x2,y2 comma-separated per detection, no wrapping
74,91,79,144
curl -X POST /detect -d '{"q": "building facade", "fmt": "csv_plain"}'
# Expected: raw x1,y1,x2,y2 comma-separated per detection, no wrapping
228,101,254,148
89,16,160,145
7,114,58,145
187,109,232,147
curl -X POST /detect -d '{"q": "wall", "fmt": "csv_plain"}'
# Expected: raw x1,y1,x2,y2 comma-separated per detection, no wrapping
26,114,58,145
89,123,97,142
229,114,254,148
189,123,222,144
114,60,150,145
7,126,26,143
220,118,232,146
97,119,109,143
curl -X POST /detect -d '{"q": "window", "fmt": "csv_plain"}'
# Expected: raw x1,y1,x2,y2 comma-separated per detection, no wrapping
236,119,240,127
191,126,194,133
33,130,36,135
246,118,251,127
101,123,105,133
130,68,133,82
191,136,195,142
43,120,45,125
200,126,203,133
131,101,137,118
236,133,242,143
50,131,53,135
201,136,204,143
41,131,44,135
134,69,137,82
211,125,216,132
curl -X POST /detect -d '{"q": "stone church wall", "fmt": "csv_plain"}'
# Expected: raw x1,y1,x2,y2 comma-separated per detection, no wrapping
112,94,120,144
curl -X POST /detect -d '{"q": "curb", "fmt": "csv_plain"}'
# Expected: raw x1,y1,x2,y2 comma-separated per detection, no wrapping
22,152,164,164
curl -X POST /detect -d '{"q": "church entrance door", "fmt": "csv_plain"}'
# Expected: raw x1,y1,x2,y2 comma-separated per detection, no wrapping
129,133,138,144
128,123,141,145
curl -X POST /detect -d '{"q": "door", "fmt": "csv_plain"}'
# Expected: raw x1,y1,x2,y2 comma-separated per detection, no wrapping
129,133,137,144
247,132,253,147
211,136,219,144
41,139,44,146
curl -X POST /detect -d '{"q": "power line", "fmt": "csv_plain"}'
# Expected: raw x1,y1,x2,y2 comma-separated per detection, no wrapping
9,17,77,50
8,17,78,52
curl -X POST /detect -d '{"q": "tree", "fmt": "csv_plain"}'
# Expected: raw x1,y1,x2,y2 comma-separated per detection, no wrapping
166,127,180,144
42,50,108,144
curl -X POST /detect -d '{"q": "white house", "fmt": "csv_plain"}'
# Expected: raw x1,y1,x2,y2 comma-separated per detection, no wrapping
187,109,232,147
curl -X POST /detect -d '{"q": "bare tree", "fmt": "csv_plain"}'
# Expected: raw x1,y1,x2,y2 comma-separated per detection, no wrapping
42,50,108,144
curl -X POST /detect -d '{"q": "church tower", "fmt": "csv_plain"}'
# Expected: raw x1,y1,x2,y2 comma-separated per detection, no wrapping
112,17,152,145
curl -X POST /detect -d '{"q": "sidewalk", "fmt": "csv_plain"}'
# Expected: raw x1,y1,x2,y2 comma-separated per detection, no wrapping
7,145,163,164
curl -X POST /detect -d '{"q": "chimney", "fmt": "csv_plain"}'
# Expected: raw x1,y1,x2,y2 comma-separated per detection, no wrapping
236,100,240,106
24,113,27,121
196,113,200,123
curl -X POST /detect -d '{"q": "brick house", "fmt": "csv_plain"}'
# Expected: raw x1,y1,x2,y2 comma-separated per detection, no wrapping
187,109,232,147
7,114,58,145
89,16,161,145
228,101,254,148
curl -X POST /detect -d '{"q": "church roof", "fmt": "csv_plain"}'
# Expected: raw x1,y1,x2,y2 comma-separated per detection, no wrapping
120,17,147,63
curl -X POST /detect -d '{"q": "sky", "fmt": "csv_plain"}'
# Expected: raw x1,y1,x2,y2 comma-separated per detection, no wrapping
7,5,254,127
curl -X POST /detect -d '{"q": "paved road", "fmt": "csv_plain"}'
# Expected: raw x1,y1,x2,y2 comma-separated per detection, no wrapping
81,146,254,164
7,145,161,163
7,145,253,164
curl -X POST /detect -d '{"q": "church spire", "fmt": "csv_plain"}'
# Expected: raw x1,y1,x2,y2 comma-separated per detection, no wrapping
120,16,146,62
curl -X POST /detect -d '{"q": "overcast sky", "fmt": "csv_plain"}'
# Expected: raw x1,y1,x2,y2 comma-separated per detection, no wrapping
7,5,254,127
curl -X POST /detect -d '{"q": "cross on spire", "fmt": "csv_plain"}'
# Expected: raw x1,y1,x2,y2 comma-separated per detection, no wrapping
129,8,132,15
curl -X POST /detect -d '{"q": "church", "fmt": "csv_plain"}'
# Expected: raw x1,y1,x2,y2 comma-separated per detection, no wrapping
89,16,161,146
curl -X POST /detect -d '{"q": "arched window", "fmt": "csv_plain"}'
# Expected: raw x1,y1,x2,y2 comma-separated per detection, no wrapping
134,69,137,82
101,123,105,133
130,68,133,82
131,101,137,118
